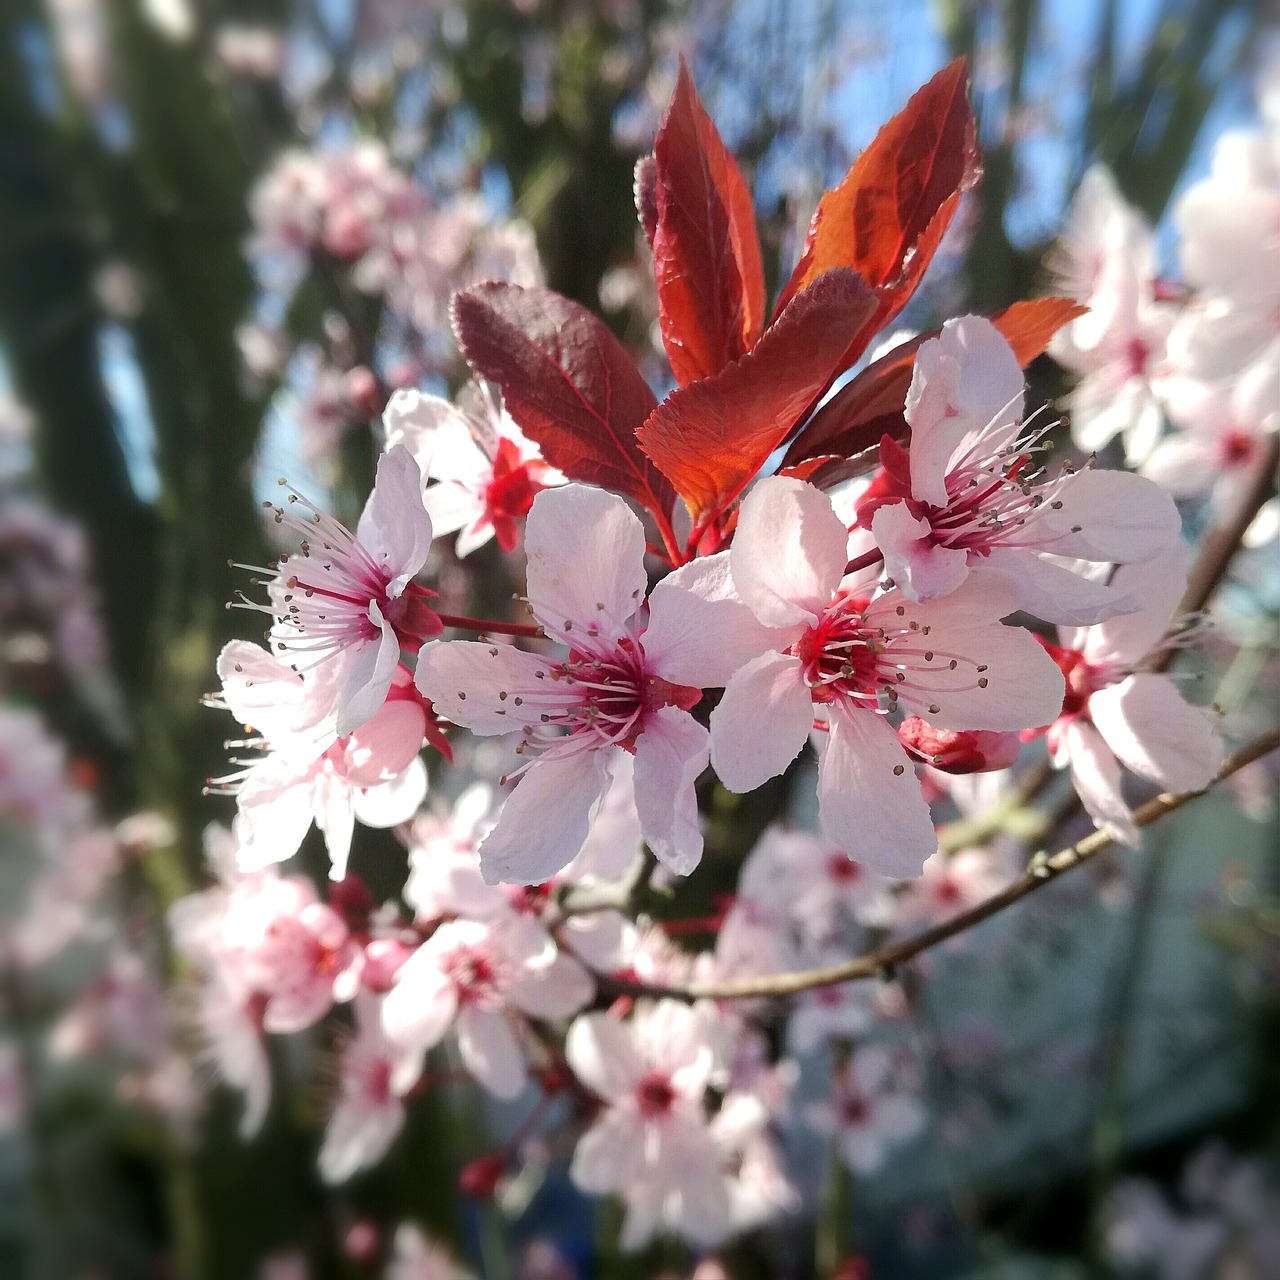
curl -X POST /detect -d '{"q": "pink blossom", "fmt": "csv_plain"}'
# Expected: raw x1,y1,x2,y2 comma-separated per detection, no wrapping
1040,544,1225,845
896,848,1014,926
213,641,428,878
1048,166,1177,461
381,917,593,1099
318,993,409,1183
417,483,772,883
566,1001,735,1250
384,1224,474,1280
864,316,1180,623
383,385,561,556
707,477,1066,878
242,445,438,736
804,1045,925,1174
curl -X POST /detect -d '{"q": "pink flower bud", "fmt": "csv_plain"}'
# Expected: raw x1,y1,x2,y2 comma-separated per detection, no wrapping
459,1152,506,1200
361,938,414,993
898,717,1020,774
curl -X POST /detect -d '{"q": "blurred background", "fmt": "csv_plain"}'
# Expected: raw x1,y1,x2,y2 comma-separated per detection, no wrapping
0,0,1277,1277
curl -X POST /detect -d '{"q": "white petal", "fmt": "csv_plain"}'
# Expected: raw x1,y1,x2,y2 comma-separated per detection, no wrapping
871,501,970,602
353,758,428,829
710,652,812,793
642,552,788,688
356,445,434,586
571,1109,645,1194
816,711,937,879
1064,719,1140,846
478,750,611,885
524,485,647,642
314,769,356,880
565,1013,645,1101
318,1096,404,1184
381,952,457,1085
506,952,595,1020
1084,542,1190,665
456,1007,526,1099
415,640,552,735
972,547,1136,627
633,707,709,876
1090,674,1224,793
333,604,401,737
730,477,846,628
216,641,306,742
1036,469,1181,564
235,764,317,870
892,617,1067,733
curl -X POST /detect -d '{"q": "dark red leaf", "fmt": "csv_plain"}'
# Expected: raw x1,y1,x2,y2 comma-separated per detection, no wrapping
637,269,877,526
774,59,980,327
651,60,768,386
451,283,675,529
782,295,1087,470
634,154,659,249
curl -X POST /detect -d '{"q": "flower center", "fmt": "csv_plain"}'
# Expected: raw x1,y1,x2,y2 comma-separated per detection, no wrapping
445,945,499,1005
1219,428,1255,469
635,1070,677,1118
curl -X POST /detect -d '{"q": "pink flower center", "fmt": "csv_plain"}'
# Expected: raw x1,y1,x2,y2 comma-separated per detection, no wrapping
791,592,990,718
444,945,500,1006
1218,429,1255,469
840,1095,869,1126
635,1070,677,1118
826,853,863,884
1125,337,1151,378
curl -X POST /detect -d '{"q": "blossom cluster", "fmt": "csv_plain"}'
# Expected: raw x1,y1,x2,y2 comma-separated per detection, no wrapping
172,53,1272,1258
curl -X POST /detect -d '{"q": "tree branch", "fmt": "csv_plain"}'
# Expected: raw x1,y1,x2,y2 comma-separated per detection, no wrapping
603,727,1280,1002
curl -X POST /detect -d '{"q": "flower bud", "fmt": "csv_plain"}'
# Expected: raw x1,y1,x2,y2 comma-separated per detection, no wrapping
459,1152,506,1200
898,717,1020,773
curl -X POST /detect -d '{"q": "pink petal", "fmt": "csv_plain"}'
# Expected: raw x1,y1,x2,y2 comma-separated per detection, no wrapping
353,759,428,830
356,445,434,588
318,1094,404,1184
871,501,970,601
571,1109,646,1194
478,750,612,885
730,477,846,628
1064,719,1140,846
333,603,402,737
816,711,937,879
381,952,458,1090
565,1013,646,1101
905,317,1025,508
314,769,356,880
506,953,595,1020
415,640,553,735
456,1007,526,1099
216,641,306,742
633,707,709,875
343,699,427,785
641,552,788,688
1081,542,1190,664
524,485,647,642
892,616,1067,733
1089,674,1223,793
710,652,812,793
235,764,318,870
1036,469,1180,563
973,548,1136,627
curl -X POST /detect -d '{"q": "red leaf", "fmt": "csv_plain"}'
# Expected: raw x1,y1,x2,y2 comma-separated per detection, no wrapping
782,295,1087,470
637,269,877,526
652,60,768,386
992,296,1089,364
451,283,676,530
774,59,980,325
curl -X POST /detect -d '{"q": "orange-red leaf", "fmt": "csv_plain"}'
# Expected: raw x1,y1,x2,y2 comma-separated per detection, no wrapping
652,60,768,385
451,283,675,524
637,269,876,524
774,59,980,325
782,295,1086,474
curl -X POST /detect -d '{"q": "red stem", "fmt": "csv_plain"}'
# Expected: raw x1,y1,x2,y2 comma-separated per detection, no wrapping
844,547,884,576
436,612,544,639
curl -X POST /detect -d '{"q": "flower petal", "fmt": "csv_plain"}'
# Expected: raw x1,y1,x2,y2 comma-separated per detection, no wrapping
356,445,434,588
478,749,611,885
730,477,846,628
1080,542,1190,665
566,1013,646,1101
1064,718,1140,846
1089,674,1223,793
456,1007,527,1099
333,602,402,737
633,707,709,876
1035,469,1180,564
524,484,647,642
973,547,1137,627
816,711,937,879
415,640,553,735
642,552,789,688
871,501,971,601
710,652,812,792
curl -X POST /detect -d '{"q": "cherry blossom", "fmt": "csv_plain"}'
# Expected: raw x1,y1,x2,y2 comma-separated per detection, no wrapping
804,1045,925,1174
383,384,561,556
242,444,438,736
212,641,427,878
708,476,1067,877
384,1224,475,1280
863,316,1180,623
1048,165,1177,461
318,993,410,1184
381,917,593,1099
896,847,1015,926
566,1001,736,1250
1039,544,1225,845
417,483,773,883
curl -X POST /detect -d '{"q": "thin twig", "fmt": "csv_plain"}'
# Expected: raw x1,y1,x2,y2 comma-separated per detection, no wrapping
601,728,1280,1002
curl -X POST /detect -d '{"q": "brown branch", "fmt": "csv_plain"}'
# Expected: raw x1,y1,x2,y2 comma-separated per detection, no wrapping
603,728,1280,1002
